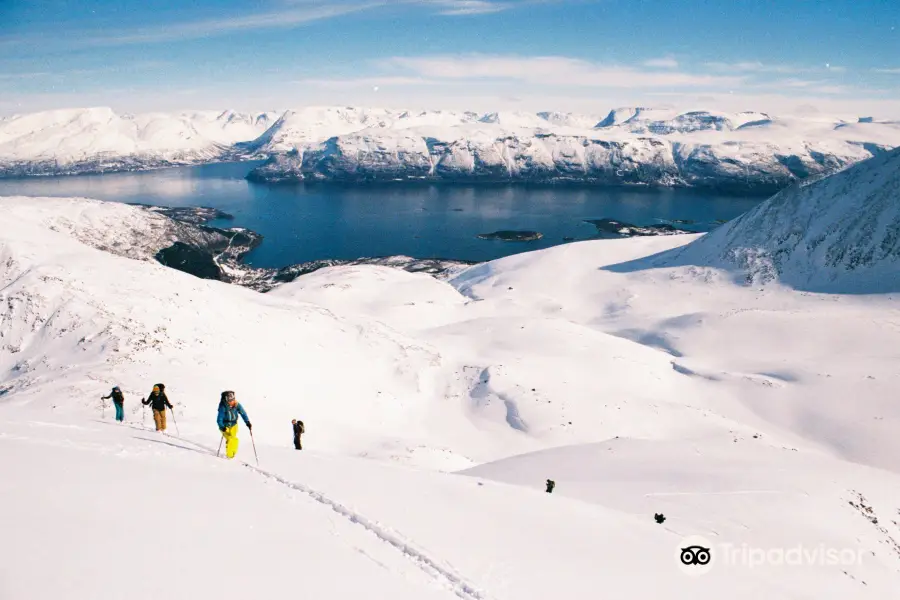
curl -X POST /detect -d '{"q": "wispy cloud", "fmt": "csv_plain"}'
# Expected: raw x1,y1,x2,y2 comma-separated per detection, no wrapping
643,57,679,69
873,67,900,74
0,71,51,80
1,0,542,51
431,0,508,15
294,76,442,88
0,61,170,81
768,78,823,88
705,61,804,74
705,61,847,75
78,4,381,46
383,55,743,88
807,84,851,95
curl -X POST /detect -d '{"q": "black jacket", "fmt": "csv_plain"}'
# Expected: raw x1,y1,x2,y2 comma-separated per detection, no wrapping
103,389,125,405
143,391,172,411
293,421,304,437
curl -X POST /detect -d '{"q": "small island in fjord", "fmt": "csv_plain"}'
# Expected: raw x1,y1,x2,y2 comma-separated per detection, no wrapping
476,230,544,242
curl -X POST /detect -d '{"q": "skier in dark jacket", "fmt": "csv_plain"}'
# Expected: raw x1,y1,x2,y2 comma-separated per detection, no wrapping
101,386,126,422
142,384,173,432
292,419,304,450
217,391,251,459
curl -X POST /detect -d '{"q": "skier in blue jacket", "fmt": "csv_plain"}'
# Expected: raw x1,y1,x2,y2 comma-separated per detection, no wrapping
217,390,251,459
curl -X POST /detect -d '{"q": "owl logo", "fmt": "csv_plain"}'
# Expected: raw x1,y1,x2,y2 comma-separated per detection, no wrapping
676,536,715,576
680,545,712,566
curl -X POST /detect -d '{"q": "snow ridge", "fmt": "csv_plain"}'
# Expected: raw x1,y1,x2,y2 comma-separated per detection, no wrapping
654,147,900,292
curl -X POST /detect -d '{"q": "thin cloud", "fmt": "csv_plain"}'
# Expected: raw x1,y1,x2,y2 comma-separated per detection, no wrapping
706,61,848,75
73,3,384,47
432,0,508,15
0,71,51,80
294,76,443,87
768,78,823,88
808,84,851,95
0,61,171,81
384,55,744,88
643,57,679,69
1,1,541,50
705,61,803,74
873,67,900,74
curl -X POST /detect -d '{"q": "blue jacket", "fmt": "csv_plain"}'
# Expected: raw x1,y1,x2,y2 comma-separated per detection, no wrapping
217,400,250,430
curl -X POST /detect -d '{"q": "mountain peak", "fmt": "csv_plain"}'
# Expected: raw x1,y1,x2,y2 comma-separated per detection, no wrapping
660,147,900,293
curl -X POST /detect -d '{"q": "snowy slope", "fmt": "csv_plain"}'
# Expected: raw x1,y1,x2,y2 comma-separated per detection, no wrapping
0,196,728,467
0,108,277,175
649,147,900,292
3,182,900,597
7,415,862,600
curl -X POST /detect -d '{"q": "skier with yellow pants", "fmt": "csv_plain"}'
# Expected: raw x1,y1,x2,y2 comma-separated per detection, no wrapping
217,391,252,459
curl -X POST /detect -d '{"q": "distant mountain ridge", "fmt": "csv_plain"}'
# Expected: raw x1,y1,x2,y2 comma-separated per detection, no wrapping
0,107,279,176
2,105,899,193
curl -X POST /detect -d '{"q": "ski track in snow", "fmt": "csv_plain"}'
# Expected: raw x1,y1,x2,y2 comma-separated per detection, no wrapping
138,427,492,600
245,465,491,600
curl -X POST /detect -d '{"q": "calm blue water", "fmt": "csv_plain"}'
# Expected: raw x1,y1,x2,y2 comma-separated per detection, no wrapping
0,162,764,268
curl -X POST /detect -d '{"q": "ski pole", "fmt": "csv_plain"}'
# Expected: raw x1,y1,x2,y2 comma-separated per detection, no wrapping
216,435,223,457
250,428,259,466
169,407,180,436
101,397,106,420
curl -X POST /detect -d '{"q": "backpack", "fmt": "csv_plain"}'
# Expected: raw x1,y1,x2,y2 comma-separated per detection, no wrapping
298,421,305,434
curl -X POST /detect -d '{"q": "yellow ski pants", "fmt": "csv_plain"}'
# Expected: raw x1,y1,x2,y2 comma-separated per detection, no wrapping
222,425,239,459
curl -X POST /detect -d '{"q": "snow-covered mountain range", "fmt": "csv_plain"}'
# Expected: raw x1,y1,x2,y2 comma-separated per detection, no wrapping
3,105,900,193
0,107,277,176
2,149,900,598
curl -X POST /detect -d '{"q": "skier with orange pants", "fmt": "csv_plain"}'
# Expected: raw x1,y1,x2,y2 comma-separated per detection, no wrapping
217,391,251,459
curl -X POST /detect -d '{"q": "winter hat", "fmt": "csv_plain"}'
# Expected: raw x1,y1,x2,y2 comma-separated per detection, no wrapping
152,385,160,392
222,390,235,402
113,386,120,391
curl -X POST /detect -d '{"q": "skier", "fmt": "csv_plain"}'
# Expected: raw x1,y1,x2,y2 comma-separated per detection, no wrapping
217,391,252,459
545,479,556,494
292,419,304,450
101,386,126,422
142,384,173,432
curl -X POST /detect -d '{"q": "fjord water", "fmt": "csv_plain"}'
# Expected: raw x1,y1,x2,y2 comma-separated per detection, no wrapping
0,162,763,268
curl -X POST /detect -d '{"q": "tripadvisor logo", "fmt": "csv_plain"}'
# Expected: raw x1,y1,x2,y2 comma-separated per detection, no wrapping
676,536,715,576
675,535,863,576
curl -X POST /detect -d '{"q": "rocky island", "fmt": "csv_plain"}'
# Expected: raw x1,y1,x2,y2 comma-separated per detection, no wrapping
477,230,544,242
584,218,693,238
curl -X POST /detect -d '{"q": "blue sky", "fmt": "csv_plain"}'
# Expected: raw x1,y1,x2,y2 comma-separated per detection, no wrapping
2,0,899,116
